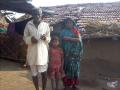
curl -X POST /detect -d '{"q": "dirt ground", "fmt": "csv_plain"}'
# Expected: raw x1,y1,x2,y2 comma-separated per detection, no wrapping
0,59,120,90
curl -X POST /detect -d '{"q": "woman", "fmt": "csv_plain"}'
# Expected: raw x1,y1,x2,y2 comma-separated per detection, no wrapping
60,18,83,90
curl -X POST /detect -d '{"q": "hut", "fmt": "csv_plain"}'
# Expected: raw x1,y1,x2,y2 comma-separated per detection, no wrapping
0,0,39,62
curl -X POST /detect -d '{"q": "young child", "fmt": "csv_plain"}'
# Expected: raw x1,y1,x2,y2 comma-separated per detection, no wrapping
48,36,64,90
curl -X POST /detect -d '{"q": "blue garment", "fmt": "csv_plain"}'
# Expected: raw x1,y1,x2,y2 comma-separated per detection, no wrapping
60,28,83,79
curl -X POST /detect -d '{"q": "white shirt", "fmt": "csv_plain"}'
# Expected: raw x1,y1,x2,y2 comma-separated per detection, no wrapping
23,20,51,65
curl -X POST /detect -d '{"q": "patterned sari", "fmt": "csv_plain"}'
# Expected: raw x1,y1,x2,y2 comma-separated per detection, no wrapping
60,28,83,86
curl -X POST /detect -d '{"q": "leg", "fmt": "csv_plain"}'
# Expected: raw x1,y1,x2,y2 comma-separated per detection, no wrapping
63,76,71,90
72,81,79,90
30,65,40,90
41,71,47,90
51,78,56,90
55,73,60,90
72,60,80,90
55,79,59,90
64,86,71,90
32,76,39,90
72,85,79,90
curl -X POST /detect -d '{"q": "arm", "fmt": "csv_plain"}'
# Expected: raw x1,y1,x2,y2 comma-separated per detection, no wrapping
63,35,81,42
46,24,51,43
23,24,32,45
60,49,64,73
80,38,84,60
41,24,51,44
48,48,52,61
48,48,52,71
64,28,82,42
23,23,38,45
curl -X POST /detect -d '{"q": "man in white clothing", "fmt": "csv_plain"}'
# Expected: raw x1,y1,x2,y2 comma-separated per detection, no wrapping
23,8,51,90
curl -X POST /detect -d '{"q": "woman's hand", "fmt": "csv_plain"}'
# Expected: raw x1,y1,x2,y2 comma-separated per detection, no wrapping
64,37,80,42
63,37,71,41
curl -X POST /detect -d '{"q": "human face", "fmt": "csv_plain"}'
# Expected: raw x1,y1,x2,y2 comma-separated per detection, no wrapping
32,10,42,23
51,39,59,47
66,20,73,29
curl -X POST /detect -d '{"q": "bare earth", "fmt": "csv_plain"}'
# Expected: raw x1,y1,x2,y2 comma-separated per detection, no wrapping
0,59,120,90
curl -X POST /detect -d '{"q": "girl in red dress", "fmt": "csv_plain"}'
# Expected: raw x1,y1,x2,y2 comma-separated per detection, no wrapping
48,36,64,90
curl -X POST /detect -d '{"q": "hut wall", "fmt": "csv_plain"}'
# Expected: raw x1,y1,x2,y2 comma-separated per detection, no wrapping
83,38,120,64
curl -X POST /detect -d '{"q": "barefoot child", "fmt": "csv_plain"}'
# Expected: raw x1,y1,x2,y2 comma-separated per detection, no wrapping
48,36,64,90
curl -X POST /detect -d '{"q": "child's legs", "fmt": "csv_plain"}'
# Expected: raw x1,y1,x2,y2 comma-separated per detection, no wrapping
55,77,60,90
49,69,56,90
51,78,56,90
55,71,61,90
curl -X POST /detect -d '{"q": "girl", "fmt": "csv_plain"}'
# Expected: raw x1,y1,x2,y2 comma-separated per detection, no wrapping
48,36,64,90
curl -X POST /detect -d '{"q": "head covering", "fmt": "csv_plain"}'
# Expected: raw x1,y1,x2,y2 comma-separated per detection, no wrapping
63,18,80,36
31,8,42,16
64,18,76,27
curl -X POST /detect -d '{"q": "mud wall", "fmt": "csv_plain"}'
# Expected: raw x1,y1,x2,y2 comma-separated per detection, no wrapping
83,38,120,64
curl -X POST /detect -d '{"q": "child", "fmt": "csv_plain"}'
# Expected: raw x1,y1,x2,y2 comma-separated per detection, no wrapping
48,36,64,90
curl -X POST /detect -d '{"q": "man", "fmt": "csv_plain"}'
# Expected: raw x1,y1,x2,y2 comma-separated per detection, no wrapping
23,8,51,90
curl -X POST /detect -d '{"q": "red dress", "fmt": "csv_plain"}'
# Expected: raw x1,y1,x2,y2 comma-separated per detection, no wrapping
48,47,64,79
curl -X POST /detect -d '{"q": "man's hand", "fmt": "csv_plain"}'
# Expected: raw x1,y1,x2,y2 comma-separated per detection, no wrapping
31,36,38,44
40,35,46,41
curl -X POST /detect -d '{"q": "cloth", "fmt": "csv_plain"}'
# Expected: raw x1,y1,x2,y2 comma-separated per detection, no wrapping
48,47,63,79
63,76,79,86
60,28,83,86
62,60,80,86
0,16,9,33
15,18,32,35
30,65,48,76
7,23,15,33
23,20,51,66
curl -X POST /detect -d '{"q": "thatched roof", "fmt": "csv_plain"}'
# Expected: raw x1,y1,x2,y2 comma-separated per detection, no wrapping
0,0,55,16
0,0,57,23
0,0,35,14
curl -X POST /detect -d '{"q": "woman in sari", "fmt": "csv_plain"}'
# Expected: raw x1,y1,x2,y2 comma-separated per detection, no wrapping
60,18,83,90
